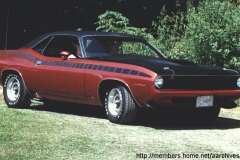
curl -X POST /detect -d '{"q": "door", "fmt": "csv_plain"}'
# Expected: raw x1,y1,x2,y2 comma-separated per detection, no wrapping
28,35,87,103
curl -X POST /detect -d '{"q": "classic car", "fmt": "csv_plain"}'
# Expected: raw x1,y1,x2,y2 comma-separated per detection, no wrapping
1,31,240,124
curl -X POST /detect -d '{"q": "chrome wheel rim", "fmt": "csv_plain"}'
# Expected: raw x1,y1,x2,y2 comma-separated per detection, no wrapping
108,88,123,117
6,77,20,102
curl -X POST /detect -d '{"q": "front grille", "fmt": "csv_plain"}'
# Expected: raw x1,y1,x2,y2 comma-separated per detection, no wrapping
161,76,239,90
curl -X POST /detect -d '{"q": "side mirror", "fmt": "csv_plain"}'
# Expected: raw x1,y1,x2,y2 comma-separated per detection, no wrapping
60,51,70,60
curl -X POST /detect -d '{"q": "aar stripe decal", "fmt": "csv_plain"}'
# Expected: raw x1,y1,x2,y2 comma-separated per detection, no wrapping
16,52,152,78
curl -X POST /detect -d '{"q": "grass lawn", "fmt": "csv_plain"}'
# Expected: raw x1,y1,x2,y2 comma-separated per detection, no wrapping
0,86,240,160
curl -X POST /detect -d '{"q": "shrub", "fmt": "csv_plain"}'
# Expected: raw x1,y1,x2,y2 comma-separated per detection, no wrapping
96,1,240,71
150,6,187,59
95,10,153,40
171,0,240,70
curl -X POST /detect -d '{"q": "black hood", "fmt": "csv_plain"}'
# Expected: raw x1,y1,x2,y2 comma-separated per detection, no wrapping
90,55,238,76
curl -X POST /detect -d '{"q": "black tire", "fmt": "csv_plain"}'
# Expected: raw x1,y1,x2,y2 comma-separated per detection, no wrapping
105,85,137,124
189,107,221,124
3,73,31,108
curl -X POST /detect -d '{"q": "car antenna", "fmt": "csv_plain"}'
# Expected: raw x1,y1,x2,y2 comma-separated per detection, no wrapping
5,2,10,50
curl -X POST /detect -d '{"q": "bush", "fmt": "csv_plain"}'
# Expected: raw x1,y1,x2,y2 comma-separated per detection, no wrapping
150,6,187,59
95,10,153,40
96,1,240,71
160,0,240,70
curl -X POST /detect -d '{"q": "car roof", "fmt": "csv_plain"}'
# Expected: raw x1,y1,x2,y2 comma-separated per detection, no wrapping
22,31,145,48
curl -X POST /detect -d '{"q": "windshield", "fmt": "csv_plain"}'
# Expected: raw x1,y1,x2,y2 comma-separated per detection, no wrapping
82,36,164,58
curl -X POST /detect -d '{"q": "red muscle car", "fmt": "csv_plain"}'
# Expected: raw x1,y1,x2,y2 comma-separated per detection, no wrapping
1,31,240,124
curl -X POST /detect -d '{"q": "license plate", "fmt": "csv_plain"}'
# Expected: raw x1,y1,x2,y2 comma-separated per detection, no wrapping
196,95,213,108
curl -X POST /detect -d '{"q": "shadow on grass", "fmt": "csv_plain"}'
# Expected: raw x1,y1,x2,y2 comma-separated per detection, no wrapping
30,102,240,130
31,102,106,120
135,108,240,130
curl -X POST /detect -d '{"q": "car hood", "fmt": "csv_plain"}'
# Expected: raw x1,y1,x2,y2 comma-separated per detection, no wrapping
94,55,239,76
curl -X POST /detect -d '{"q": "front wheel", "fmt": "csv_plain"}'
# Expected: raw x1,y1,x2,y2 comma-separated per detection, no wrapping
3,73,31,108
105,85,137,124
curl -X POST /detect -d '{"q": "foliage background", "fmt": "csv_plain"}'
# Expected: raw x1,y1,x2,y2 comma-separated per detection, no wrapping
0,0,182,49
95,0,240,71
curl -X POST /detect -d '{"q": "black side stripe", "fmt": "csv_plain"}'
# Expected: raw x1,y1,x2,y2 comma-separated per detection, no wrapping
16,52,152,78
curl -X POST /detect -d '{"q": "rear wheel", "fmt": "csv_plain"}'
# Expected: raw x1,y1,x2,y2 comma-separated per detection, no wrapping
3,73,31,108
105,85,137,124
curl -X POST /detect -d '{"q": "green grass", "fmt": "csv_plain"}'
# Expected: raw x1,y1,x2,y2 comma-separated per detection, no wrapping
1,86,240,160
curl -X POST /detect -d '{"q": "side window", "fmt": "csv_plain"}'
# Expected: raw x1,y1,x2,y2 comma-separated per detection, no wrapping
32,36,53,54
121,41,157,57
83,37,106,57
43,36,80,58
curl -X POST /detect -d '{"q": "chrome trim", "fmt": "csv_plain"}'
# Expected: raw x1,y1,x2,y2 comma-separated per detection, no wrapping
6,76,21,101
31,99,44,105
223,68,239,74
107,88,123,117
163,67,175,76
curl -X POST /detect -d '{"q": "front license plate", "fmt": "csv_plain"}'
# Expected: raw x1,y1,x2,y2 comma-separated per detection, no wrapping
196,95,213,108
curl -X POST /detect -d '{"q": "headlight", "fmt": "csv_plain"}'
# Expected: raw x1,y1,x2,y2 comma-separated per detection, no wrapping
154,75,164,89
237,78,240,88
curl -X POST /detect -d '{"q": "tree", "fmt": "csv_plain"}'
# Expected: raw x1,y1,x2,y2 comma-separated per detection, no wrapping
95,10,153,39
182,0,240,70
